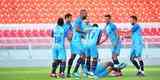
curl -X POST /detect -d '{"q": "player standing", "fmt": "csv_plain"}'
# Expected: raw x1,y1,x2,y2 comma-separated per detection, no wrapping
125,16,144,76
64,13,73,41
84,24,101,76
67,9,87,77
100,15,122,69
50,17,66,78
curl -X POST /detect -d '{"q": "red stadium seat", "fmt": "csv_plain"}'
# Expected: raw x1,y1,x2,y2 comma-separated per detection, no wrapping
18,29,26,37
31,29,40,37
3,29,11,37
0,30,4,37
150,28,157,36
25,29,32,37
46,29,52,37
0,0,159,23
158,28,160,35
39,29,46,37
143,28,150,36
0,0,159,48
10,29,17,37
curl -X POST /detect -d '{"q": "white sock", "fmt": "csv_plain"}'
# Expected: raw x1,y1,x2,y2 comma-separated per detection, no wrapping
141,71,144,74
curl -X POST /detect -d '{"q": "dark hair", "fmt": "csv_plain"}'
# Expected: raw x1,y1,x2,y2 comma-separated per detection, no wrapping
57,17,64,26
80,9,87,12
92,24,99,27
104,14,111,19
130,15,137,21
105,61,114,68
65,13,72,19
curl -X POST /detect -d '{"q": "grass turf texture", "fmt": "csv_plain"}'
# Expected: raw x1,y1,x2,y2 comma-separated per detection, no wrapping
0,66,160,80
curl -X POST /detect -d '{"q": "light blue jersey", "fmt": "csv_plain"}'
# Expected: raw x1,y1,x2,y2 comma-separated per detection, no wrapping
105,22,121,54
94,64,109,77
64,22,72,37
52,25,66,61
53,25,65,47
131,24,143,47
94,62,127,77
105,22,119,45
71,16,83,43
131,23,143,57
70,16,84,54
84,27,101,58
87,27,101,46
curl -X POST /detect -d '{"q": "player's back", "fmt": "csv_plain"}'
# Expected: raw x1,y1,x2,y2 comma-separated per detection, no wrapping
53,25,65,47
87,27,101,46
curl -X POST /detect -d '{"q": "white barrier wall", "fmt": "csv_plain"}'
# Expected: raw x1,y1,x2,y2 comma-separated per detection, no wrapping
0,23,160,67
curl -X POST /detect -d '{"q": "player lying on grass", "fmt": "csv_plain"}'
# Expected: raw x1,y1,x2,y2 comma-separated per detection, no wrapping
93,61,127,78
73,61,127,79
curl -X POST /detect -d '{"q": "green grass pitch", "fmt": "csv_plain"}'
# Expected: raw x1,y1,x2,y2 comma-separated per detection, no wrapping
0,66,160,80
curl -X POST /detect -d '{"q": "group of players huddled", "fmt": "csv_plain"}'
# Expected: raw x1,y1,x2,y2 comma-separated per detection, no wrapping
49,9,144,79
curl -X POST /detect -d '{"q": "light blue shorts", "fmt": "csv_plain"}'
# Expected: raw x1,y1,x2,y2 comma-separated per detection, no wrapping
52,46,66,61
130,45,143,58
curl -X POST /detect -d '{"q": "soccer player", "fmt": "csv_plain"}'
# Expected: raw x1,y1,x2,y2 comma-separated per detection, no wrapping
80,19,91,73
67,9,88,77
50,17,66,78
83,24,101,76
64,13,73,41
124,16,144,76
100,14,122,68
90,61,127,79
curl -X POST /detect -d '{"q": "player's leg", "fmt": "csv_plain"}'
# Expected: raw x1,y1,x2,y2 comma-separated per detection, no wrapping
67,54,76,77
73,54,85,73
86,56,91,72
50,60,60,77
58,48,66,78
130,49,141,76
89,46,98,76
50,48,60,77
91,58,98,73
85,48,91,72
136,46,144,76
112,54,119,65
111,44,122,75
112,43,121,65
67,43,79,77
59,60,66,78
138,57,144,76
130,57,140,71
